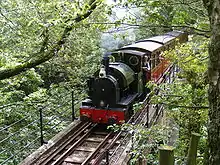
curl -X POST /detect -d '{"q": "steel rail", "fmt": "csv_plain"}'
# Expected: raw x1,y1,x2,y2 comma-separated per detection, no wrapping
91,100,151,165
81,132,113,165
40,122,92,165
91,132,122,165
51,123,97,165
108,106,156,164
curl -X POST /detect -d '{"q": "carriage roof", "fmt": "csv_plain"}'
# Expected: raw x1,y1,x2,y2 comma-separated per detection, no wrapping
117,41,163,53
136,35,175,45
112,49,146,56
116,31,184,54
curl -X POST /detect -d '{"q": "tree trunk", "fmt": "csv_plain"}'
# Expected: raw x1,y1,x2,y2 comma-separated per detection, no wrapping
203,0,220,164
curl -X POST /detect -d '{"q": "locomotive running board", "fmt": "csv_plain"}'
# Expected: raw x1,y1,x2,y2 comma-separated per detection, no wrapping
117,93,139,106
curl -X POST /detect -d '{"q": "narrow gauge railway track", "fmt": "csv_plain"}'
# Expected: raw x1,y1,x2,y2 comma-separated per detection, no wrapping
36,70,168,165
36,79,166,165
31,95,162,165
83,67,173,165
100,68,172,165
38,122,116,165
91,94,164,165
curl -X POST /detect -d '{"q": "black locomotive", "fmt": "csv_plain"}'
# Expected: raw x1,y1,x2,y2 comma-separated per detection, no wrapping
80,31,188,124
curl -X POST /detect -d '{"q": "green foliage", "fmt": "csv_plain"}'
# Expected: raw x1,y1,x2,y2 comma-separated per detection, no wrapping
148,36,209,162
0,0,111,164
133,102,144,113
0,0,211,164
112,0,209,39
164,36,208,85
109,123,170,164
0,0,108,74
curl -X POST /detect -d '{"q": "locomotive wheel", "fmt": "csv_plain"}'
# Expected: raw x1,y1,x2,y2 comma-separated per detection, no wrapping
108,117,117,125
80,115,91,122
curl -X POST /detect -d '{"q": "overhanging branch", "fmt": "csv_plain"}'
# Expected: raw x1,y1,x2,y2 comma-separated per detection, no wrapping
87,22,210,36
0,0,100,80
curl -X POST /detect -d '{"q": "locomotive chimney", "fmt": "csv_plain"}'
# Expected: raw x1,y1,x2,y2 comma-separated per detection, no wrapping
102,52,110,75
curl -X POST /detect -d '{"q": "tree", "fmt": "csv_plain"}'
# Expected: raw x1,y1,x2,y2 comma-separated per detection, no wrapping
202,0,220,164
0,0,102,80
111,0,209,39
0,1,110,163
155,38,209,159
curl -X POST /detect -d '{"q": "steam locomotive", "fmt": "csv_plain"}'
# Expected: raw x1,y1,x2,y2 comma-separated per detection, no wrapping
80,31,188,124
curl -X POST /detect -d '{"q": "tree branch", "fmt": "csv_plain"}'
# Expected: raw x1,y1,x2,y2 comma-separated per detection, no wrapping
0,9,15,29
87,22,210,36
0,0,100,80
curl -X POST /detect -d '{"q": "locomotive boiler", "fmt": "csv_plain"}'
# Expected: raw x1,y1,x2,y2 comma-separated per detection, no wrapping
80,31,188,124
80,55,141,124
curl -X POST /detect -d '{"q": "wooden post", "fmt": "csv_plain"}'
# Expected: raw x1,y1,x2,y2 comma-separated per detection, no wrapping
158,145,174,165
186,132,201,165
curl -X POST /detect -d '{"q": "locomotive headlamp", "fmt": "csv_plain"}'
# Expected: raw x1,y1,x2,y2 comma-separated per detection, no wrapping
99,65,106,78
100,100,105,107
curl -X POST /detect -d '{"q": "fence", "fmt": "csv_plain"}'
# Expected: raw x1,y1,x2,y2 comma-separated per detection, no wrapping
0,88,84,165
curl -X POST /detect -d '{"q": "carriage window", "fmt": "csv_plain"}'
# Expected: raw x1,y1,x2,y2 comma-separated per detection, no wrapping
151,53,156,68
155,52,158,66
116,51,124,61
167,44,170,50
129,56,139,66
156,51,161,65
160,52,164,62
143,56,150,70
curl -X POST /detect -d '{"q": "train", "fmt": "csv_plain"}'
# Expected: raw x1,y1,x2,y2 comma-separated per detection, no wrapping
80,31,188,124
